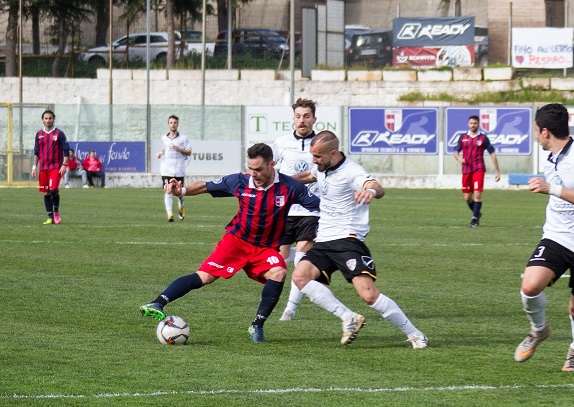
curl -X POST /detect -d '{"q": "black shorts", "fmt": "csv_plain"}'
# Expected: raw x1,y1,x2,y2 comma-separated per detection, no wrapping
302,237,377,285
527,238,574,293
162,176,184,188
280,216,319,246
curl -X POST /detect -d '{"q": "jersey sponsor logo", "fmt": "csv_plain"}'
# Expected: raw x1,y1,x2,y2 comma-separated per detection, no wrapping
346,259,357,271
361,256,375,269
242,193,257,198
208,261,225,269
294,160,309,173
275,196,285,207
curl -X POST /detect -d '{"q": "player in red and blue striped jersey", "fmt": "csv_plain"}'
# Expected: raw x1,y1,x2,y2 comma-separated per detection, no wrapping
453,115,500,228
30,110,69,225
139,143,320,343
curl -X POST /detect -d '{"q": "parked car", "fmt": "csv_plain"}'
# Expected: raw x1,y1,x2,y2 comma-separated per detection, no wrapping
277,31,301,56
345,24,371,51
180,30,215,56
214,29,289,58
474,26,489,66
347,29,393,68
79,31,186,65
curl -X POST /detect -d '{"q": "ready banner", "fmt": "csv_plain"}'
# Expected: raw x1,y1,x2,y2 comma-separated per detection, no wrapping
68,141,145,172
512,27,573,69
348,107,438,154
393,17,474,47
445,107,532,155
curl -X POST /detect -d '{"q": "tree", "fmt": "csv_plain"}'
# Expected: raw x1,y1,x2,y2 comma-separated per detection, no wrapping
3,0,18,77
438,0,462,17
215,0,253,32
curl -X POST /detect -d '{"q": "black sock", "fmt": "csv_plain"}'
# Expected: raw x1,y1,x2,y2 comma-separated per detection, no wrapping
467,201,474,212
153,272,203,306
473,202,482,219
252,280,285,326
44,195,53,218
50,190,60,213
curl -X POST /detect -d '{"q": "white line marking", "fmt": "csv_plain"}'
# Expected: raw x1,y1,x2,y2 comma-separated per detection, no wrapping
3,384,574,400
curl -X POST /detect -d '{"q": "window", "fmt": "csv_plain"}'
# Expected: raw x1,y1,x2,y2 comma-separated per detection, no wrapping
546,0,565,27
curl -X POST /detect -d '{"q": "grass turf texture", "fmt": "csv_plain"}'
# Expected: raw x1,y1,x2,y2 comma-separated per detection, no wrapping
1,187,573,406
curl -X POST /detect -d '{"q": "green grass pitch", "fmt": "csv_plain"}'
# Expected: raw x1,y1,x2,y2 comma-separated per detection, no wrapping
1,187,573,406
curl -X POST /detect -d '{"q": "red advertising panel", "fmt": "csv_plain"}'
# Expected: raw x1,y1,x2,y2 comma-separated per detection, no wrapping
393,45,475,68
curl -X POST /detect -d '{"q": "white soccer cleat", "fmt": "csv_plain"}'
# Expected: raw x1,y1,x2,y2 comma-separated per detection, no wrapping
279,309,295,321
341,314,365,345
407,332,429,349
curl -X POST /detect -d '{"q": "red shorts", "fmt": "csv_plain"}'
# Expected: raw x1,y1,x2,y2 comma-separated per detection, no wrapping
461,172,485,193
199,234,286,284
38,169,62,194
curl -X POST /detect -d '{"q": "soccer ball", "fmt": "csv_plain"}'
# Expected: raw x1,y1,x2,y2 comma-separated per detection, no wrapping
156,316,190,345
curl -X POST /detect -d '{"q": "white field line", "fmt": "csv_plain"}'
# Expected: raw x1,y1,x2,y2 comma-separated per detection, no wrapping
3,383,574,400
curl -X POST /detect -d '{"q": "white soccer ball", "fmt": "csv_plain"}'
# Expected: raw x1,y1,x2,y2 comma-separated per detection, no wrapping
156,315,190,345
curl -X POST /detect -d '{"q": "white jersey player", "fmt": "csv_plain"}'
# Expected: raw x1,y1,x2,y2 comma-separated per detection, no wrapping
273,98,320,321
158,115,191,222
515,103,574,372
291,131,429,348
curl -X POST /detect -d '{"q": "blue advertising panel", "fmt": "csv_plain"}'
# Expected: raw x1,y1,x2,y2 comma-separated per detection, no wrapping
393,17,475,47
445,107,532,155
349,107,438,154
68,141,146,172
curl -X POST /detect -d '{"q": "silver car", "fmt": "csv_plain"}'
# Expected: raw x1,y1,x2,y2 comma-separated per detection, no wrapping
79,31,187,64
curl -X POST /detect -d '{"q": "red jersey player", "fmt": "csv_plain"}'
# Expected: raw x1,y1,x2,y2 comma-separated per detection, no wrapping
454,115,500,227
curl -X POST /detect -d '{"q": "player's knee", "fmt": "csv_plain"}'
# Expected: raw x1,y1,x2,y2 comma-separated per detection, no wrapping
292,265,316,289
569,298,574,317
265,267,287,282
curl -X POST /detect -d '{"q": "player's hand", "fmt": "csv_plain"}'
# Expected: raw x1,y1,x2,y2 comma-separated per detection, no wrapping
355,189,375,206
31,169,36,178
528,177,549,194
495,171,501,182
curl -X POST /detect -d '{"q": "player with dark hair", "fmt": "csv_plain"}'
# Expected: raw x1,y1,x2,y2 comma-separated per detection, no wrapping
291,131,428,348
31,110,69,224
514,103,574,372
139,143,320,343
157,114,191,222
272,97,320,321
453,114,500,227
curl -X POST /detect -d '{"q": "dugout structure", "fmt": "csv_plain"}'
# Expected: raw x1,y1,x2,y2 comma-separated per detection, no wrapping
0,103,53,186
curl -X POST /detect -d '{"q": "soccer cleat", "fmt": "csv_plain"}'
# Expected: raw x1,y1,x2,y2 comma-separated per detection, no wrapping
248,324,266,343
562,345,574,372
83,184,89,189
407,332,429,349
167,213,174,222
341,314,365,345
43,218,54,225
279,309,295,321
139,303,166,321
64,184,70,188
469,217,478,228
514,324,550,362
178,206,185,220
53,213,61,224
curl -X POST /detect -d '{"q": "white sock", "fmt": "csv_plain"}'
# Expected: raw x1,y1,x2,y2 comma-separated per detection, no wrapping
164,193,173,213
569,315,574,348
178,196,184,208
294,252,305,267
370,293,419,337
301,280,355,320
284,247,296,264
521,290,546,330
284,280,304,313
